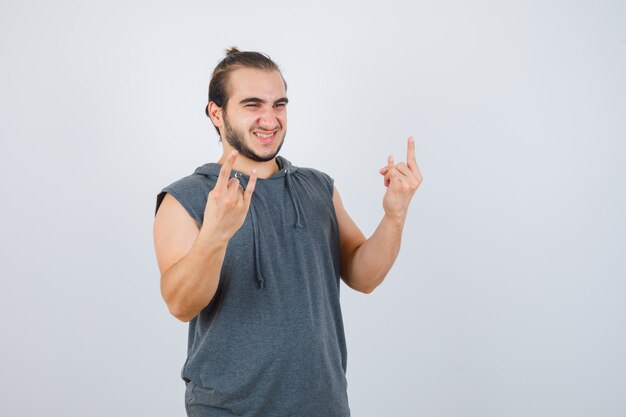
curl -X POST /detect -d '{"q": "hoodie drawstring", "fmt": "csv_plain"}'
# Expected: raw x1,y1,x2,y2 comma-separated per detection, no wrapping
284,168,304,228
249,203,265,289
237,172,265,289
234,163,303,290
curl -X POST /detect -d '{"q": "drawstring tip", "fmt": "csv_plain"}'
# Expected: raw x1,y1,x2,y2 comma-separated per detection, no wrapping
257,280,265,289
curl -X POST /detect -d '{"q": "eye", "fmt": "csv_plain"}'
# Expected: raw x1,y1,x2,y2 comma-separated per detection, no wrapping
274,102,287,109
245,103,261,108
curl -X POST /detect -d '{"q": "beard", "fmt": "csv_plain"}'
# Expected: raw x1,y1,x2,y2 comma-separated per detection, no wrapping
222,114,285,162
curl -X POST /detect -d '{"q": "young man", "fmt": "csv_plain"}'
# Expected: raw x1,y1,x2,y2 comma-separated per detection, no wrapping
153,48,422,417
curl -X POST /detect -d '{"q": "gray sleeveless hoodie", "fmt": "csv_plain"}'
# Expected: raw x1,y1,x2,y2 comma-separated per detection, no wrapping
155,156,350,417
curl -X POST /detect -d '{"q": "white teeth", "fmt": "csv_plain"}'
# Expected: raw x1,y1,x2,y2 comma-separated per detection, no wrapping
255,132,273,138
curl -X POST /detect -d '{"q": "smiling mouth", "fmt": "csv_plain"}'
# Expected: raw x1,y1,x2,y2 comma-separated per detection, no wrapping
253,131,278,143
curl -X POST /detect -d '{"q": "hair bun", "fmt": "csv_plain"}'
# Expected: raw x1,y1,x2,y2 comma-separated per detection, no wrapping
225,46,241,56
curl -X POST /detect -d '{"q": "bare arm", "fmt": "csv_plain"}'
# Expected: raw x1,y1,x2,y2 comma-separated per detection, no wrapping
335,137,423,294
154,195,228,322
334,190,406,293
153,151,257,322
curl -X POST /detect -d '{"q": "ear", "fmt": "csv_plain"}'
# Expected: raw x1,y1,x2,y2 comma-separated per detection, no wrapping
207,101,224,130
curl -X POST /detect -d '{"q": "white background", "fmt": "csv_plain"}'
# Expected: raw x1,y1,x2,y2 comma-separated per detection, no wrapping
1,1,625,416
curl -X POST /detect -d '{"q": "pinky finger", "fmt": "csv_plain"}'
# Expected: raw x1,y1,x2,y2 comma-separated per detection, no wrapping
244,169,258,201
384,173,391,187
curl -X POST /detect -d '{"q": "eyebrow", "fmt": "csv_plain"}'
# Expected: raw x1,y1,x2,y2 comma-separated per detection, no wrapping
239,97,289,105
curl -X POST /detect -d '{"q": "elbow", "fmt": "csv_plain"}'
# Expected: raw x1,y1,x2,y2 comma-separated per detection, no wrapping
161,281,197,322
343,275,378,294
163,291,213,322
359,283,378,294
173,311,193,323
167,302,195,322
163,292,196,322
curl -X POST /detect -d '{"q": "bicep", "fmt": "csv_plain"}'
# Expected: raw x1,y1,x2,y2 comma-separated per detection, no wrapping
153,193,200,276
332,187,366,279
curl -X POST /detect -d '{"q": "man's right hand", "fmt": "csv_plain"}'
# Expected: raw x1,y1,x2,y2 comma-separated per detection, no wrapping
201,150,258,242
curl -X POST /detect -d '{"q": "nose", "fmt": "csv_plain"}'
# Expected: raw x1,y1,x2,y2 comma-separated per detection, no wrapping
257,106,280,130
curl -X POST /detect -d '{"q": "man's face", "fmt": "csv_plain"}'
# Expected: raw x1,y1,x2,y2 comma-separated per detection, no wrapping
220,68,288,162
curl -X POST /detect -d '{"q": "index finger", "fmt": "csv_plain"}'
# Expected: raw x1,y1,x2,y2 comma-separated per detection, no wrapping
216,150,238,190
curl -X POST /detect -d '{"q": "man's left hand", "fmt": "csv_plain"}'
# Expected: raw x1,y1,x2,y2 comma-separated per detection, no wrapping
378,136,423,223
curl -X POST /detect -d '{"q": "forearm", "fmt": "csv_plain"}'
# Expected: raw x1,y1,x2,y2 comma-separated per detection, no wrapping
335,137,421,294
345,214,405,293
160,228,228,322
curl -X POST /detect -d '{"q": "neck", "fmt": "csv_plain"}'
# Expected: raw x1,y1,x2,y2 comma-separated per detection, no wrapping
217,151,280,179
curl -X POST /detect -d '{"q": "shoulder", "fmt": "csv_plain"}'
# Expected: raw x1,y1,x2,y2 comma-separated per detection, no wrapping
155,171,217,227
292,166,335,196
162,173,214,200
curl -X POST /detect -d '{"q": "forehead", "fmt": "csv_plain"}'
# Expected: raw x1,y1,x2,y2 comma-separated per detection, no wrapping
227,68,286,101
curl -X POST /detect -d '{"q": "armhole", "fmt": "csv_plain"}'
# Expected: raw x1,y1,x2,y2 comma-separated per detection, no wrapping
319,171,335,197
155,191,167,216
155,188,201,229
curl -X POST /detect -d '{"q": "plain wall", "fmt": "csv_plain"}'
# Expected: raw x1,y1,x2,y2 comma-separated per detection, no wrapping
1,0,625,416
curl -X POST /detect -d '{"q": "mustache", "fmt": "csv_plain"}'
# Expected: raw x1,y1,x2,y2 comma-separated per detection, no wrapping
251,125,280,132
